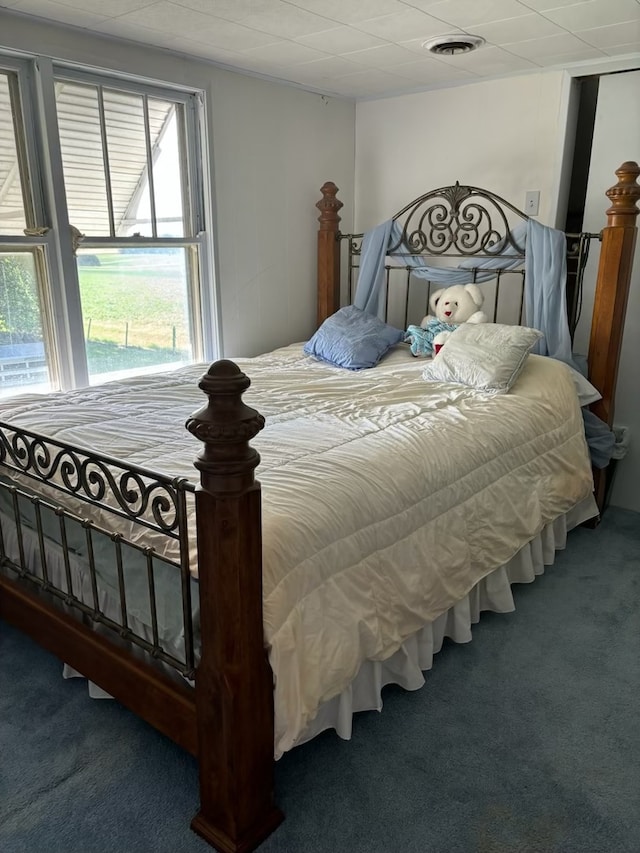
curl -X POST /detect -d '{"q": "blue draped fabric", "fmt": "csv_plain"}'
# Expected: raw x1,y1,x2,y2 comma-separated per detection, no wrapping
355,219,573,361
524,219,573,363
354,216,615,467
354,220,394,317
582,410,616,468
355,220,525,315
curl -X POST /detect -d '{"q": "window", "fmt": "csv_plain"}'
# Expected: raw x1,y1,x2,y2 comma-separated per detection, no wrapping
0,57,210,397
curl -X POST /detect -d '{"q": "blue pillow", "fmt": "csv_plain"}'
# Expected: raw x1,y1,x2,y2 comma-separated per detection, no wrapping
304,305,403,370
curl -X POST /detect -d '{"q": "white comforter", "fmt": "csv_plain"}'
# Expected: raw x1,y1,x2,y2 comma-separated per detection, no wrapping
0,344,594,756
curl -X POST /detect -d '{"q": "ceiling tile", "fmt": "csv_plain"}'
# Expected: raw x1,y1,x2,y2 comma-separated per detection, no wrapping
168,40,249,64
342,43,423,67
290,55,364,80
232,1,338,39
503,31,596,59
295,26,387,53
533,44,605,68
575,20,640,48
2,0,639,99
471,13,564,43
434,44,538,73
10,0,108,26
399,0,464,9
93,18,169,40
354,6,458,41
602,41,640,55
47,0,151,14
531,45,606,64
171,0,283,22
518,0,592,9
239,40,329,65
114,2,280,49
284,0,407,26
389,56,478,82
419,0,532,28
540,0,640,31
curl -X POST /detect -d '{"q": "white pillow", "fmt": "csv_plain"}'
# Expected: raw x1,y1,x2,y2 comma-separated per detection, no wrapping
422,323,543,393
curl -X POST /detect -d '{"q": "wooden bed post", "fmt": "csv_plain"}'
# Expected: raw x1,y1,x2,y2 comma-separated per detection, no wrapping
316,181,343,325
186,360,283,853
588,161,640,426
587,161,640,513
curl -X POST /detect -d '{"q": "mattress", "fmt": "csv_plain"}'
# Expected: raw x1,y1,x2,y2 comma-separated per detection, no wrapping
0,343,595,756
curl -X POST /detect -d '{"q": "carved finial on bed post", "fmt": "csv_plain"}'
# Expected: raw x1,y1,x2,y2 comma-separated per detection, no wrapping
316,181,343,326
604,161,640,225
186,359,265,491
185,360,283,853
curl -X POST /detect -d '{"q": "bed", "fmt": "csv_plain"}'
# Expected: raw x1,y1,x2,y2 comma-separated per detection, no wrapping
0,161,638,853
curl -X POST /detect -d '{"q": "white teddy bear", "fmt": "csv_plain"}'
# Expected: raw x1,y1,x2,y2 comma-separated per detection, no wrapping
422,283,488,328
405,283,488,356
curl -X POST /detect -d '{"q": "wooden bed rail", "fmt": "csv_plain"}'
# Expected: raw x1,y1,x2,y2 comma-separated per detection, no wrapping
186,360,283,853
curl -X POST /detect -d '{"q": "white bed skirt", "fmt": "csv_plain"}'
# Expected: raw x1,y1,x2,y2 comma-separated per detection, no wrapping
292,495,597,751
62,495,598,754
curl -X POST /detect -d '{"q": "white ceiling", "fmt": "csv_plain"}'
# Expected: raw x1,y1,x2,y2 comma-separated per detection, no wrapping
1,0,640,98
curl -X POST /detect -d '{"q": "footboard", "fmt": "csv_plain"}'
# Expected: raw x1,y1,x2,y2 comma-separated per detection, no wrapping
0,359,281,853
0,420,199,750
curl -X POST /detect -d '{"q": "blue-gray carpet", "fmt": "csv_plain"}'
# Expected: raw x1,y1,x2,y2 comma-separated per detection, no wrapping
1,507,639,853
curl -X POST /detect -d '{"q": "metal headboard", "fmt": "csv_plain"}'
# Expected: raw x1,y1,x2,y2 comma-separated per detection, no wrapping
338,182,599,339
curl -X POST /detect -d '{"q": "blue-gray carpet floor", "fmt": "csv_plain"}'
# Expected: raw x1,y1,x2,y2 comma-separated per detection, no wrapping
1,507,639,853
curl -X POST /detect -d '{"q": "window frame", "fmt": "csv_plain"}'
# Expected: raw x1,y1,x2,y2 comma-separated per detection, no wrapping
0,55,63,390
0,52,215,393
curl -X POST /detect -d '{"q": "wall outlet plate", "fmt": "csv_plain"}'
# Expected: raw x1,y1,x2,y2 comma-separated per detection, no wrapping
525,190,540,216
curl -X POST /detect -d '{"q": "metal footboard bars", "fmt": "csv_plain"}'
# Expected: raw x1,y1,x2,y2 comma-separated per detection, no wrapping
0,420,197,677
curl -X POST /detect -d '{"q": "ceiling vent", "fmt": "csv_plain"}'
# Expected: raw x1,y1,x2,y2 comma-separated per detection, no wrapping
422,34,485,56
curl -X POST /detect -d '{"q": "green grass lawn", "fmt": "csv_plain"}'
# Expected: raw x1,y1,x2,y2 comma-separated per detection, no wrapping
86,340,189,375
78,250,192,353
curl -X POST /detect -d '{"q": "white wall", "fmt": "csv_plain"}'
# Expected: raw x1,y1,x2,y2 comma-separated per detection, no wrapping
576,70,640,512
354,72,574,233
209,72,353,356
0,13,355,358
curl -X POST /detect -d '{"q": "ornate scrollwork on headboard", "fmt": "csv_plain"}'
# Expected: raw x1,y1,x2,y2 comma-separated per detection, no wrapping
333,179,599,336
388,182,528,256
